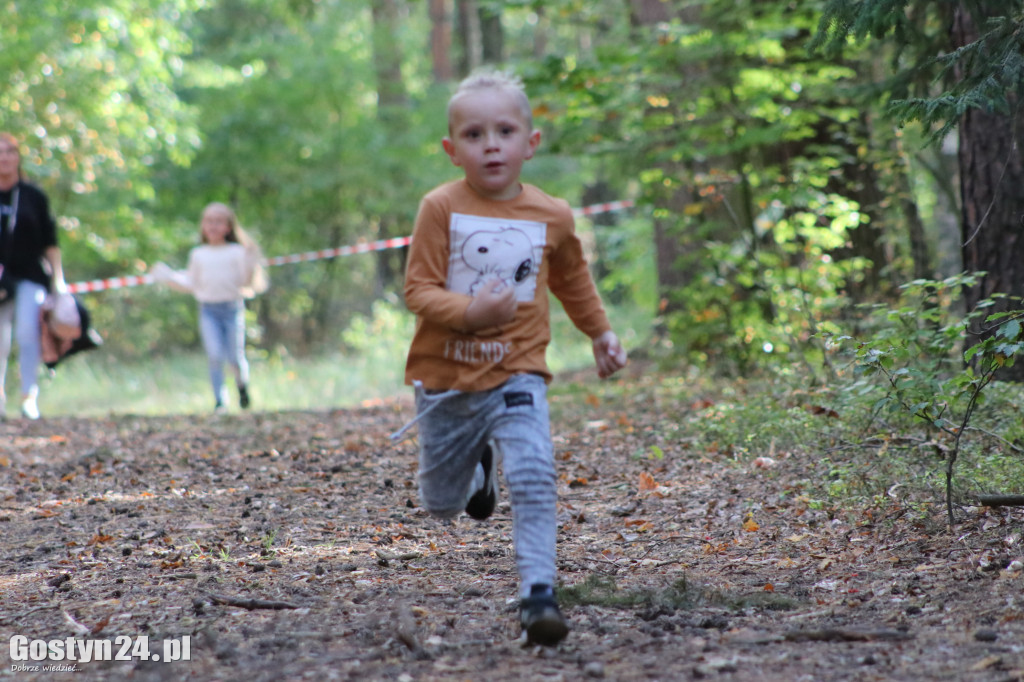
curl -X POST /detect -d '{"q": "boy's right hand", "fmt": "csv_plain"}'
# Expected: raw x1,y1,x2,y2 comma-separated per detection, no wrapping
593,330,628,378
463,278,517,331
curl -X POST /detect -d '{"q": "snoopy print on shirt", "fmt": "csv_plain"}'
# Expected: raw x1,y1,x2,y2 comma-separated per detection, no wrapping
439,213,546,366
447,213,545,303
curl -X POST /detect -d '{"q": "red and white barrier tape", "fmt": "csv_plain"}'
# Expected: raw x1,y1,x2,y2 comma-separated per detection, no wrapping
572,199,633,217
66,199,635,295
69,274,156,294
263,236,412,267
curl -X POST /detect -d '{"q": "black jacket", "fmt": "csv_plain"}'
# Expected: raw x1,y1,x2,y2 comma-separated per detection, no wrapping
0,181,58,288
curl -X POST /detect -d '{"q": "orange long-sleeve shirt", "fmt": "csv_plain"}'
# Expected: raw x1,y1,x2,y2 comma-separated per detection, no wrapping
403,179,611,392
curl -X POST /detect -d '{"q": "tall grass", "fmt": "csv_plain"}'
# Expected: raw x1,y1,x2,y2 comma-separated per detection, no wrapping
22,300,653,418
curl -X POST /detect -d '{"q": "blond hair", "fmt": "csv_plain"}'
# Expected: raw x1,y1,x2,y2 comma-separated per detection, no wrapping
447,68,533,132
200,202,269,296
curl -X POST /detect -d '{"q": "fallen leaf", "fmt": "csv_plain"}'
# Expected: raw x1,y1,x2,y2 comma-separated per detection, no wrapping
970,655,1002,671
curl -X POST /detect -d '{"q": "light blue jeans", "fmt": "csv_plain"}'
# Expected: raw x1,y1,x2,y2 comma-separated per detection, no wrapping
0,279,48,403
198,300,249,405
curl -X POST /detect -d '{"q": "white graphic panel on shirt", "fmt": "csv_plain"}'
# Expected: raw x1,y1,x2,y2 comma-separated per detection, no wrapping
447,213,545,303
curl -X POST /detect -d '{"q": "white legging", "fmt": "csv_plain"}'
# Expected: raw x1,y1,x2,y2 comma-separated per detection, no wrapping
0,279,47,401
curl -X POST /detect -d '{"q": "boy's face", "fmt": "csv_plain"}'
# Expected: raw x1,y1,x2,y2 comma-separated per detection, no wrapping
443,88,541,201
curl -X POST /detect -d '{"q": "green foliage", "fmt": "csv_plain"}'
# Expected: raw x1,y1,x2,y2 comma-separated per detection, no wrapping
813,1,1024,139
826,274,1024,524
560,574,694,611
260,529,278,555
561,572,797,613
549,358,1024,520
0,0,981,384
0,0,202,273
526,0,903,374
588,213,658,310
27,345,408,417
28,299,650,417
670,373,851,463
141,0,449,352
664,191,869,372
340,298,415,368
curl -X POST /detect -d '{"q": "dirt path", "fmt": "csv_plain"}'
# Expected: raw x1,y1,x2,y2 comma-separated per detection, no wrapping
1,378,1022,681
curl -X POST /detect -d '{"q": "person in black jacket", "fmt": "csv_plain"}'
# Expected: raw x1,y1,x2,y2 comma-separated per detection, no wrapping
0,132,68,420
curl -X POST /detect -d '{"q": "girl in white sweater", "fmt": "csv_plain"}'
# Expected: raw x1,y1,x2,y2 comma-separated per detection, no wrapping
152,202,267,412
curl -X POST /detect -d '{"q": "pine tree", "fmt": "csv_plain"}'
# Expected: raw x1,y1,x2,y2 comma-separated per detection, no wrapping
816,1,1024,381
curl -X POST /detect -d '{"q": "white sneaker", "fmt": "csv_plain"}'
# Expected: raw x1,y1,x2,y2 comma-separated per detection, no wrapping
20,396,39,420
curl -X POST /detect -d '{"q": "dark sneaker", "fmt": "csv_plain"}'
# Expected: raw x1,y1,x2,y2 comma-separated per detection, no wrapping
464,442,497,520
520,585,568,646
239,385,250,409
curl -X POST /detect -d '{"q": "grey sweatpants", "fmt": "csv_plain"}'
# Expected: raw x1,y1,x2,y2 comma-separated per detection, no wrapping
414,373,557,598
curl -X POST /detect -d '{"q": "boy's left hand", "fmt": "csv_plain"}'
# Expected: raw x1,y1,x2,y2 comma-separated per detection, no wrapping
592,330,627,378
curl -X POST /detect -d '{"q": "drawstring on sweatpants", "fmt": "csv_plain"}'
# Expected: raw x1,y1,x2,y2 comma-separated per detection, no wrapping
390,380,462,442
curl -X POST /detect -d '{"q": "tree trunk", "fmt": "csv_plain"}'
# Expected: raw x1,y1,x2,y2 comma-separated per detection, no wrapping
479,5,503,64
429,0,454,83
628,0,670,26
828,112,890,296
532,5,547,59
890,129,935,281
628,0,703,317
651,183,706,315
918,142,963,278
370,0,410,296
582,181,623,304
953,5,1024,381
371,0,406,113
456,0,482,75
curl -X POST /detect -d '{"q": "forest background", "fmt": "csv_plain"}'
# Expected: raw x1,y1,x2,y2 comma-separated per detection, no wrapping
3,1,1024,514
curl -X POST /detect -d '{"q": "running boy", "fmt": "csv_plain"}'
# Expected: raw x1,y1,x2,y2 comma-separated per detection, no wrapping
400,69,628,646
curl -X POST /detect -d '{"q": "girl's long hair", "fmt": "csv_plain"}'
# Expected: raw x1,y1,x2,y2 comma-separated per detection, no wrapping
201,202,269,296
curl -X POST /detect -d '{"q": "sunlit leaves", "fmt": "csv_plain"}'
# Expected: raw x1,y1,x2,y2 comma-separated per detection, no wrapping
2,0,201,176
0,0,203,283
829,273,1024,524
526,0,891,372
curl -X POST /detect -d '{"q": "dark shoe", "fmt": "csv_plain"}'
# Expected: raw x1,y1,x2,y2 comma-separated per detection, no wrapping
239,385,250,409
464,442,497,520
520,584,568,646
